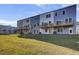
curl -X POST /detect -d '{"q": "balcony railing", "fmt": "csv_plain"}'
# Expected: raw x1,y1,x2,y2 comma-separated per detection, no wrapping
53,22,74,27
17,26,30,32
40,22,74,28
40,23,53,28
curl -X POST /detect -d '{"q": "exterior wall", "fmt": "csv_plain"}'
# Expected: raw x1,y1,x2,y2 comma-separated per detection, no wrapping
40,28,54,34
76,25,79,34
17,15,40,34
30,15,40,34
22,18,31,34
17,20,23,33
54,5,76,34
40,12,54,24
39,12,54,34
54,27,74,34
17,5,77,34
17,18,31,34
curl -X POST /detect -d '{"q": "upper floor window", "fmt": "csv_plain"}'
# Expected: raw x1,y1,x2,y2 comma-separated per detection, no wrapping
37,23,39,26
24,25,29,28
56,21,61,25
46,14,51,18
55,13,57,16
63,11,65,15
31,26,33,29
34,24,36,27
65,19,68,23
26,20,29,22
69,18,72,23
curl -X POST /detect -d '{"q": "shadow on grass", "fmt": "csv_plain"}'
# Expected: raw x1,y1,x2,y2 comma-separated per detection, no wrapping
19,34,79,51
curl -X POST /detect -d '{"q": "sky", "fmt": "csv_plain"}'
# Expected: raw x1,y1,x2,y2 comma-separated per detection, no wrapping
0,4,79,27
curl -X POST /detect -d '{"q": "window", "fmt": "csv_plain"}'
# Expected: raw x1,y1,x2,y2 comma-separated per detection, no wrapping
63,11,65,15
37,30,38,33
61,28,62,32
34,24,36,27
34,30,36,34
69,18,72,23
37,23,39,26
42,22,44,25
58,28,60,32
31,26,33,29
27,25,29,27
45,29,47,32
49,21,51,24
65,19,68,23
58,28,62,32
55,13,57,16
24,25,29,28
46,14,51,18
56,21,61,25
70,30,72,33
8,30,11,33
26,20,29,22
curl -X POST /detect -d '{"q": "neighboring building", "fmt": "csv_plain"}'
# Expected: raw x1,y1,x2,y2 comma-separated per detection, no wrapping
0,25,16,34
17,4,79,34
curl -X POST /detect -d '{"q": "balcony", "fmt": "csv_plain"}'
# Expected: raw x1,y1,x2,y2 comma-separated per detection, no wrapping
53,23,74,28
17,26,29,32
40,22,74,28
40,23,53,28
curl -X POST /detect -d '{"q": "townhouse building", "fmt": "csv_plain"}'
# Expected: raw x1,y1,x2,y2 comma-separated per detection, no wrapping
17,4,79,34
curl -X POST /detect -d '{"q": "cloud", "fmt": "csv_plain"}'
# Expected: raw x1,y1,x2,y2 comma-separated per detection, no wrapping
77,5,79,11
34,4,52,12
77,7,79,11
35,4,50,9
35,4,47,7
0,19,17,27
61,4,72,7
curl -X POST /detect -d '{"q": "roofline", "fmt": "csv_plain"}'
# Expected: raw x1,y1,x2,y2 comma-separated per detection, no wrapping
18,4,76,21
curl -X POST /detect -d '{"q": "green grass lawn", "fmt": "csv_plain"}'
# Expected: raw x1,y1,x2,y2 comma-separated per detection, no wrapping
0,34,79,55
22,34,79,51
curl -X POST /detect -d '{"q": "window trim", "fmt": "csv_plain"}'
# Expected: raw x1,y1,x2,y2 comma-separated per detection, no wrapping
69,18,72,23
65,18,68,23
55,13,57,16
46,14,51,18
70,30,72,33
26,20,29,22
62,11,65,15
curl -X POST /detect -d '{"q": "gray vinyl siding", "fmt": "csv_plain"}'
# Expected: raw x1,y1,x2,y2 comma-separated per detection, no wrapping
54,5,76,34
30,15,40,34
